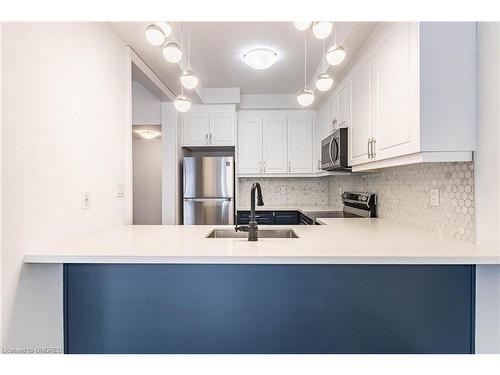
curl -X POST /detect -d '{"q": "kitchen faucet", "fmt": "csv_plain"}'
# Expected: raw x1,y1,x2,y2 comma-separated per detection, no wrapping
235,182,264,241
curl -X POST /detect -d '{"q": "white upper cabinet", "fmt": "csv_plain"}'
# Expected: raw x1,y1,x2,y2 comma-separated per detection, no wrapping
338,22,476,171
210,112,235,146
238,118,262,174
237,110,315,176
336,84,348,129
182,112,211,146
349,58,373,166
373,22,419,161
182,105,236,147
288,118,313,173
262,118,288,173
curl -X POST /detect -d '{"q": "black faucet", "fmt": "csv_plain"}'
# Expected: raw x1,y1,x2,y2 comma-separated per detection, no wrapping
236,182,264,241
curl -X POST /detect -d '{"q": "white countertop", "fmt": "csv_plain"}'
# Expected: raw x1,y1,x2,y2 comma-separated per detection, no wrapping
24,218,500,265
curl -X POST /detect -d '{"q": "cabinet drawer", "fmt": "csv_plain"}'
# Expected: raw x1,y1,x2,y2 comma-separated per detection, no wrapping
237,211,274,225
273,211,299,225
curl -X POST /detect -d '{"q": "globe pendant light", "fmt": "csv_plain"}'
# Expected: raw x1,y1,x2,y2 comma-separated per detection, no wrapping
181,71,199,90
175,23,192,112
162,41,182,63
174,94,191,112
180,23,199,89
315,40,333,92
294,22,312,31
297,32,315,107
145,22,172,46
326,24,346,66
312,21,333,40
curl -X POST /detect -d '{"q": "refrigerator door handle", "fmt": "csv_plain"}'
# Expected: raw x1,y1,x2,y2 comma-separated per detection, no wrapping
183,198,232,202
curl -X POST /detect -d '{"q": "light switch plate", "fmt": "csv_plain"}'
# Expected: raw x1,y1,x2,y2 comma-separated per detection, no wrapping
82,192,91,210
280,186,286,194
430,188,439,207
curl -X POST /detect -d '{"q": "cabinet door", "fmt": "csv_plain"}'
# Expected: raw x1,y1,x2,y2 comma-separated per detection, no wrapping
210,113,235,146
238,118,262,174
336,85,348,128
374,22,419,160
349,59,373,166
262,118,288,174
288,118,313,173
327,98,337,132
182,112,210,146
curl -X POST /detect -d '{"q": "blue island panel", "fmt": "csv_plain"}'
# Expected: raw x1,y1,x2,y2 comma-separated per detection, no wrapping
64,264,475,354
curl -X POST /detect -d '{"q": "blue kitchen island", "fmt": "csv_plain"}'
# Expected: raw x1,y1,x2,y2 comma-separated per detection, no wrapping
63,263,475,354
24,222,500,354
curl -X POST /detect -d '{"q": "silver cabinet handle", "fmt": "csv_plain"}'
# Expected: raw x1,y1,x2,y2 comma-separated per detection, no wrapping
205,133,208,145
209,133,212,145
259,161,262,173
288,161,291,173
372,138,376,158
367,138,371,159
263,161,266,173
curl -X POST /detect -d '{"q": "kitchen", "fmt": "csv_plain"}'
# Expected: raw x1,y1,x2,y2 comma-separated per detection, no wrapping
1,13,500,364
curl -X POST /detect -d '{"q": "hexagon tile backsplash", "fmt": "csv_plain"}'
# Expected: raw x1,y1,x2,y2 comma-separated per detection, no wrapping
239,162,475,242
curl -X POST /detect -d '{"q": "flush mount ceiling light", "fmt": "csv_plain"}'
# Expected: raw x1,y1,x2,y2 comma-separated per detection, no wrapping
294,22,312,31
174,94,192,112
133,129,162,140
312,21,333,40
297,32,315,107
315,40,334,92
162,41,182,63
180,24,199,90
243,48,277,70
145,22,172,46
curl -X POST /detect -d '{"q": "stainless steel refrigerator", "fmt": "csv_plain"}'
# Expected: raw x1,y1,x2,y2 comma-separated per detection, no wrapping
183,156,235,225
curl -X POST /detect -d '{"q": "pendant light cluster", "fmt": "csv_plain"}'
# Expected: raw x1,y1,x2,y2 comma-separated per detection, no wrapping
294,22,346,107
145,21,200,112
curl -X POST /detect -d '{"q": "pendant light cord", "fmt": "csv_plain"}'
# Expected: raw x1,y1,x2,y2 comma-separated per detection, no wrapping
323,39,326,72
181,22,184,95
304,32,307,87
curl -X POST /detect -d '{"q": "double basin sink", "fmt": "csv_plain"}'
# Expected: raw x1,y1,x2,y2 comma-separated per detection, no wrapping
206,228,299,239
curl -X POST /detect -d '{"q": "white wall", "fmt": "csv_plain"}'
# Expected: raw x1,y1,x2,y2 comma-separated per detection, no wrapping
475,22,500,354
1,23,128,351
132,81,161,125
133,126,162,225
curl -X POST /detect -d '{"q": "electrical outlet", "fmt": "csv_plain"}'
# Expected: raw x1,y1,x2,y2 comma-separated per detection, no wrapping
280,186,286,194
430,188,440,207
82,192,91,210
116,183,125,198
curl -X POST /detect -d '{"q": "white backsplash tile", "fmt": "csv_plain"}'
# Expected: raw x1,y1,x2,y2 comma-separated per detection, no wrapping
238,177,329,207
239,162,475,242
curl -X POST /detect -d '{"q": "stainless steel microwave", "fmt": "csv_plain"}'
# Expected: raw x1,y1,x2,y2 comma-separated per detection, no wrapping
321,128,350,171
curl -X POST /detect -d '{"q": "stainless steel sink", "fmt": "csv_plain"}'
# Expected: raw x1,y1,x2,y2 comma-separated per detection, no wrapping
206,228,299,239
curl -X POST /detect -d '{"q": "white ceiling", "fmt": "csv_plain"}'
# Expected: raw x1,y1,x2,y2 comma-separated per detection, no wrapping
110,22,378,98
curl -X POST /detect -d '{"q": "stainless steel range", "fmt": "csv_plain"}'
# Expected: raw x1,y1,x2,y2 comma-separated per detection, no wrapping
301,192,377,224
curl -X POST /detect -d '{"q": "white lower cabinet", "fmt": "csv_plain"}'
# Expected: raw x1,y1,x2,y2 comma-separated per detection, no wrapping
288,118,313,173
237,111,315,176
